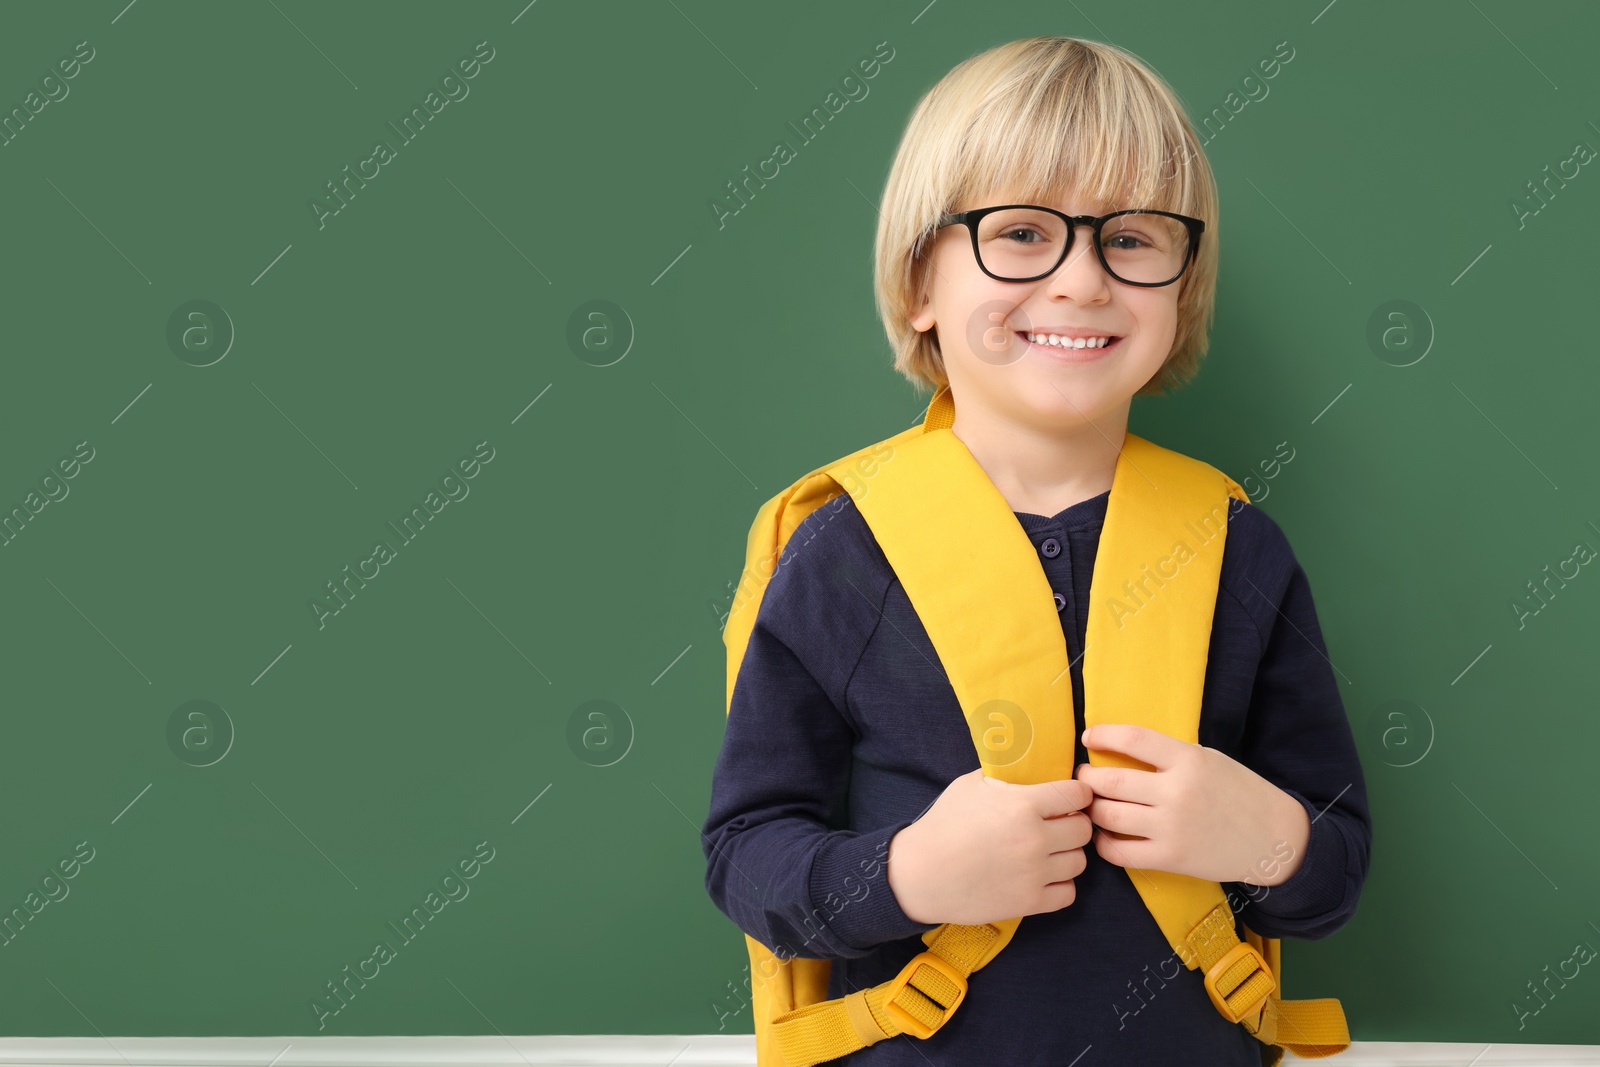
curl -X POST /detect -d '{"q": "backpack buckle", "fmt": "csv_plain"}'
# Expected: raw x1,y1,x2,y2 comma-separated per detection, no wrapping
883,950,968,1039
1203,941,1277,1024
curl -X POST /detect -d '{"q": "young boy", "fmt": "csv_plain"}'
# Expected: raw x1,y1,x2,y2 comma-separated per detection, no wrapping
702,35,1370,1065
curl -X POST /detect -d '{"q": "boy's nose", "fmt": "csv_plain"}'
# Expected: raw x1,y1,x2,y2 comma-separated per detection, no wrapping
1042,241,1114,294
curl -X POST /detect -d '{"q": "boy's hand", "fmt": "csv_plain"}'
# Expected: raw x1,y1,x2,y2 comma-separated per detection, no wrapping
887,767,1095,927
1074,724,1310,887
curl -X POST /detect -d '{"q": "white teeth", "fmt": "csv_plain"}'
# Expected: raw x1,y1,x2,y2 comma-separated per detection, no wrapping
1025,332,1115,348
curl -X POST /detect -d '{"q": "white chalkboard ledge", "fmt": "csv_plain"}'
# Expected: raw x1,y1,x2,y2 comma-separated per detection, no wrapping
0,1037,1595,1066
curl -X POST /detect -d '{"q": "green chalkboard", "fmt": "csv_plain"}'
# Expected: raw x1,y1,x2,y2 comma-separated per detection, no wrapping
1,0,1596,1047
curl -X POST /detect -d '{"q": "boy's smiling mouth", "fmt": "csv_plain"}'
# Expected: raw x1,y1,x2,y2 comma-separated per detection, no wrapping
1016,329,1123,361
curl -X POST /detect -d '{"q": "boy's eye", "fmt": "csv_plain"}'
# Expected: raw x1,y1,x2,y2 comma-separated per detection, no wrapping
1000,227,1047,244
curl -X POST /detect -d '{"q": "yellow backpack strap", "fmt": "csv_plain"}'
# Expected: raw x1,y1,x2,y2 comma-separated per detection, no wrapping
1240,927,1353,1061
770,919,1020,1066
757,411,1097,1064
1085,431,1350,1061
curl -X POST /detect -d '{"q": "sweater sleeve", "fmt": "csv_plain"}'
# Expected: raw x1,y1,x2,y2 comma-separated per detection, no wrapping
701,507,939,961
1226,542,1373,942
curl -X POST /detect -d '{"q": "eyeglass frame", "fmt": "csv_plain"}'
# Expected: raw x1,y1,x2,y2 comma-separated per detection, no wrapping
934,204,1206,287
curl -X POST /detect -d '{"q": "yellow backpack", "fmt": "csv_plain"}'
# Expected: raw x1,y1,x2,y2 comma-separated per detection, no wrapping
720,385,1351,1065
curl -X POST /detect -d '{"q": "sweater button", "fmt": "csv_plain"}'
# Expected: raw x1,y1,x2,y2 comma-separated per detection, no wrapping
1041,537,1061,558
1053,592,1066,613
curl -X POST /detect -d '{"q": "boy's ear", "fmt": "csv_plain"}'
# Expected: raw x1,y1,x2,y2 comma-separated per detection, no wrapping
909,293,934,332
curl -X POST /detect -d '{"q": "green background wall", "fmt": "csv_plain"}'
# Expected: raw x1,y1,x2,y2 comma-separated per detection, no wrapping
1,0,1596,1045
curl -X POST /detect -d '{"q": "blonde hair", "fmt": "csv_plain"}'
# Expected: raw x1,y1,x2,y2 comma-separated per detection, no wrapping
873,36,1220,398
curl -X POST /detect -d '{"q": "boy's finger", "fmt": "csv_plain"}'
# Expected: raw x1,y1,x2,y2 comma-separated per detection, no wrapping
1026,777,1093,817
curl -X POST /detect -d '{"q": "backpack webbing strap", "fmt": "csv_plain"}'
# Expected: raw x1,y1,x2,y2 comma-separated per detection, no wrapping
771,918,1019,1066
1234,923,1352,1062
1084,424,1351,1060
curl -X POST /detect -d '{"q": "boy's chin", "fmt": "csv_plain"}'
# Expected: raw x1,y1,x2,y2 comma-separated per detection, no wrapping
1010,377,1128,423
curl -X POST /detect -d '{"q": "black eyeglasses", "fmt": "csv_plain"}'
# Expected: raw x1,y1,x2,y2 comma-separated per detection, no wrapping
935,205,1205,287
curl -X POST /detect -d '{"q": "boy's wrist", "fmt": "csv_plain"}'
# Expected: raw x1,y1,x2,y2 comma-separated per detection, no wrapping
1258,787,1312,887
886,823,931,923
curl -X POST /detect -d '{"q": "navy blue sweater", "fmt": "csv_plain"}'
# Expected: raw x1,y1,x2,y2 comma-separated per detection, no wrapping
702,479,1371,1065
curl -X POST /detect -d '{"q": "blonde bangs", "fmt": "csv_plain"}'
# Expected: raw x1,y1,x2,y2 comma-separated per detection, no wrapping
875,36,1219,398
